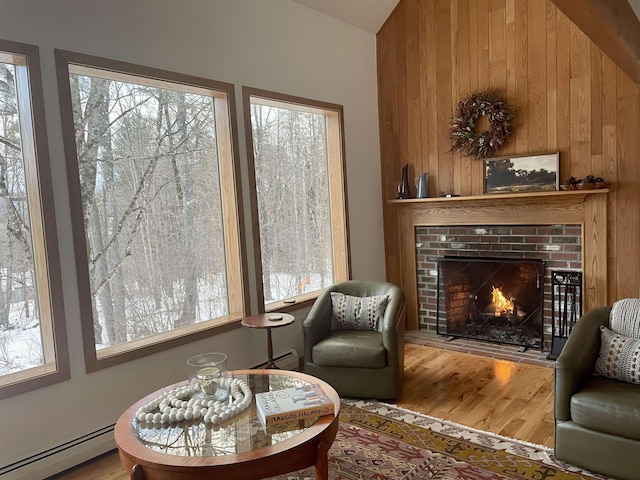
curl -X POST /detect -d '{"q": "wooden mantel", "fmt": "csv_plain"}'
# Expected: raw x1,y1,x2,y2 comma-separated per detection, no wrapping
389,189,609,330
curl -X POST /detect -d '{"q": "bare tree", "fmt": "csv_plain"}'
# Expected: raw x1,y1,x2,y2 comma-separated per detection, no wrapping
0,63,37,329
251,104,333,302
69,73,228,347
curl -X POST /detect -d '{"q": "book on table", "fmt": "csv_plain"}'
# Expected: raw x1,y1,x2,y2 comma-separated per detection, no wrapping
255,383,334,426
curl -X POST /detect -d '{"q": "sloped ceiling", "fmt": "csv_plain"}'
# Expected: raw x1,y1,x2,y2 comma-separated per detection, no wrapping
552,0,640,82
295,0,640,83
292,0,399,34
294,0,640,34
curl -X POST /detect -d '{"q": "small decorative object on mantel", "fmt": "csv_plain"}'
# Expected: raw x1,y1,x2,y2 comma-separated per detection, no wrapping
484,152,559,194
451,90,514,160
415,172,429,198
397,163,412,199
560,175,610,190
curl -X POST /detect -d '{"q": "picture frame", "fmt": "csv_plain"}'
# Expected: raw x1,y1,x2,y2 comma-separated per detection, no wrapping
484,152,559,194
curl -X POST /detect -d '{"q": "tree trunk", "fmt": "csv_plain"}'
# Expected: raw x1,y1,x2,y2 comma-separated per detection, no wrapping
89,201,111,344
76,77,112,344
0,261,12,327
165,93,198,328
99,86,128,344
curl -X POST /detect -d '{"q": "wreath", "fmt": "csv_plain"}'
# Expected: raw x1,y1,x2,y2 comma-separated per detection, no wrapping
450,90,514,159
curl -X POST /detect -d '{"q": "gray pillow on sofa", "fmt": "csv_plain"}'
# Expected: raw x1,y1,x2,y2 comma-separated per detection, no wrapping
609,298,640,337
330,292,389,331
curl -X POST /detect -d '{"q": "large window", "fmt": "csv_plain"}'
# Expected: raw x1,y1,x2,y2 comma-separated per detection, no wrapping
243,88,350,309
56,51,246,371
0,40,68,398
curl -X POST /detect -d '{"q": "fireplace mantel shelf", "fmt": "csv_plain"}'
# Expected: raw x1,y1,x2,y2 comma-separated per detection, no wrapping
390,187,609,330
388,188,608,205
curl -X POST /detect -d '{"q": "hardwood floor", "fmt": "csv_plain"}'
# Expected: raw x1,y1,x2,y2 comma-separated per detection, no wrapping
395,343,554,447
49,343,554,479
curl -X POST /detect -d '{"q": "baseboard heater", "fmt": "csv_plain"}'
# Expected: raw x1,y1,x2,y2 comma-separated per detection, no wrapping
3,350,299,479
251,348,299,370
1,424,116,480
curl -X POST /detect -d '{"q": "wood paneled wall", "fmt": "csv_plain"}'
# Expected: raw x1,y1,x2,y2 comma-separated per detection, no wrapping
377,0,640,308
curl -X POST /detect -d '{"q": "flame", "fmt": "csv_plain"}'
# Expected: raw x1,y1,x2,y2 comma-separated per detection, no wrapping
492,286,514,316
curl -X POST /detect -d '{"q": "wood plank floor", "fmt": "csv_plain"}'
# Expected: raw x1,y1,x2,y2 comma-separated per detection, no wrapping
394,343,554,447
49,343,554,479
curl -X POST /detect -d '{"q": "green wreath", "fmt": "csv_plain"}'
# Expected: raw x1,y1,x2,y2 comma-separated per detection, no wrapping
450,90,514,159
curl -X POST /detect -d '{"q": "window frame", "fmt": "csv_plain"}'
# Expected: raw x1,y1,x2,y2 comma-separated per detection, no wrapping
55,50,248,372
242,87,351,312
0,39,69,399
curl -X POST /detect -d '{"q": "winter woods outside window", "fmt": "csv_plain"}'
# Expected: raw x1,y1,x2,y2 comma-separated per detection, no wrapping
0,40,68,398
56,51,244,370
244,89,349,308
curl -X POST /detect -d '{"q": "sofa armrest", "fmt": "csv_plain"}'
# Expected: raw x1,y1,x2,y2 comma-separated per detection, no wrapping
303,288,333,362
382,298,405,371
380,284,405,355
554,305,610,421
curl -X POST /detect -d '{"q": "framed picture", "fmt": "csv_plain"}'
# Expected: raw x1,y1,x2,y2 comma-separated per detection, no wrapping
484,152,559,194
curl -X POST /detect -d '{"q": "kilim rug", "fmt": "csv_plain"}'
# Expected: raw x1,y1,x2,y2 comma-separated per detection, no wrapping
268,399,609,480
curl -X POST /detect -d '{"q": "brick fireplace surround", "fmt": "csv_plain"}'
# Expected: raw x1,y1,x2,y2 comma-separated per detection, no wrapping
416,224,582,351
389,189,609,359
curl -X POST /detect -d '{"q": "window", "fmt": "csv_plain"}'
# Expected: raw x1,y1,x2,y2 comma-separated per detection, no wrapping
243,88,350,309
0,40,68,398
56,51,246,371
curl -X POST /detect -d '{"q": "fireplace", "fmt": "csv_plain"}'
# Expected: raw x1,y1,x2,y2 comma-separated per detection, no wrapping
436,257,544,350
389,190,608,336
416,223,582,350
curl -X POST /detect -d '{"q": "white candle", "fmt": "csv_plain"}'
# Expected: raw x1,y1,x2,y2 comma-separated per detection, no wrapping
196,366,221,395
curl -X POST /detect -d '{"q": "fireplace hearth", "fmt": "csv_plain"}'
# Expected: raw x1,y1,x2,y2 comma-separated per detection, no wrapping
436,257,544,350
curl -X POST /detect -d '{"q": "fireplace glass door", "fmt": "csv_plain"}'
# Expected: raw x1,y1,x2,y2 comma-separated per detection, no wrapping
436,257,544,350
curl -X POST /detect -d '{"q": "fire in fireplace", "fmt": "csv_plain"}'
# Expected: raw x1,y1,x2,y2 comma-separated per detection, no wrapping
436,256,544,350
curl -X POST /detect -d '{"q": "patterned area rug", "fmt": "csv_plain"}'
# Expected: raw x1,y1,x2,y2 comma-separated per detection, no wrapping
268,399,607,480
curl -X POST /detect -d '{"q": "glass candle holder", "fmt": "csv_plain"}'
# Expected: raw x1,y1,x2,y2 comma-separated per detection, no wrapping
187,352,228,401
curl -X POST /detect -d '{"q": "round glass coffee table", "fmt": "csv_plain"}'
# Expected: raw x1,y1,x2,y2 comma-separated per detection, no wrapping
114,369,340,480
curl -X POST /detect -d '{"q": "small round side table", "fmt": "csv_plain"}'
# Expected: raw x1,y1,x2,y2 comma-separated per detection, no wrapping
241,313,296,368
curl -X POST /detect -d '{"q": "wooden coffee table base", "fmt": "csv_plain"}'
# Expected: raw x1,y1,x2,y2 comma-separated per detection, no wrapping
115,370,340,480
120,436,337,480
118,427,338,480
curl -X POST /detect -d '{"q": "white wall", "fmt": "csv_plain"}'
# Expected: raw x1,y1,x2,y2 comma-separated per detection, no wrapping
0,0,384,475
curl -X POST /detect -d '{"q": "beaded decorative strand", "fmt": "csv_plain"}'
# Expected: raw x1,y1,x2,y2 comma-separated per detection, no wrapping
135,378,253,427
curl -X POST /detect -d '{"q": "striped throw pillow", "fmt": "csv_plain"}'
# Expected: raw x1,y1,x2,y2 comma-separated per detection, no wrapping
330,292,389,331
610,298,640,338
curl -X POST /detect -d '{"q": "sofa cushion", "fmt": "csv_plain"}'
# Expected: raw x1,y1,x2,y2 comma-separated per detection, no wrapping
311,330,386,368
595,326,640,384
330,292,389,331
610,298,640,338
571,376,640,441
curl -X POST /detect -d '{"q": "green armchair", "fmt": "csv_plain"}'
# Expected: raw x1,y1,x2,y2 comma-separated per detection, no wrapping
554,305,640,480
303,281,405,399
